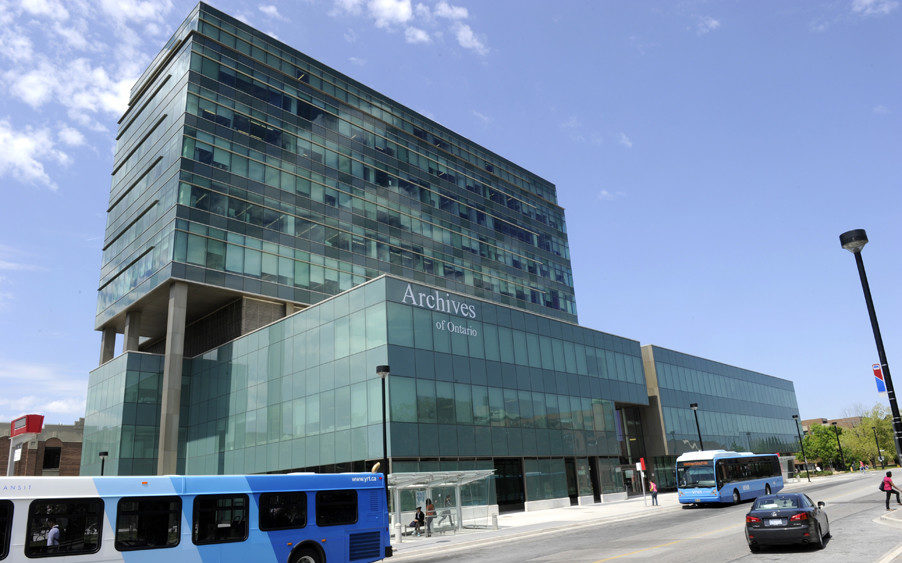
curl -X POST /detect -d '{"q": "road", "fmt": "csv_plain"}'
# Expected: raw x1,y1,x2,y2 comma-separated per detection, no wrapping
407,472,902,562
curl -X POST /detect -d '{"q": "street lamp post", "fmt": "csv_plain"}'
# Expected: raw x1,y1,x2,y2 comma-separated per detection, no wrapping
98,451,108,476
873,426,885,469
792,415,811,482
376,365,390,506
840,229,902,466
831,422,846,470
689,403,704,451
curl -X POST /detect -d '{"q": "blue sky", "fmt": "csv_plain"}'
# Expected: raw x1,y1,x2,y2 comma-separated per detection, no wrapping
0,0,899,425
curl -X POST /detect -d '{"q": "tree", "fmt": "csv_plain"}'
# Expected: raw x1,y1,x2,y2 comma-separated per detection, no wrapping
843,403,897,467
799,424,843,469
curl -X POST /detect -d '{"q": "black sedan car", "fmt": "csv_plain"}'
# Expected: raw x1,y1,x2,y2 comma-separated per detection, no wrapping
745,493,830,552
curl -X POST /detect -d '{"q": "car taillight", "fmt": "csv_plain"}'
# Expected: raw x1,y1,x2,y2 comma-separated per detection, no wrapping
746,515,761,523
789,512,808,521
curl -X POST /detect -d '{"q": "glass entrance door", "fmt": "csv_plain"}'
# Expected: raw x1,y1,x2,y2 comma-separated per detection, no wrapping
493,458,525,513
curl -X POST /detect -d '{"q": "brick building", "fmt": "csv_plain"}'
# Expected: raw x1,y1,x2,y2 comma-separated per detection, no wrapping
1,418,84,476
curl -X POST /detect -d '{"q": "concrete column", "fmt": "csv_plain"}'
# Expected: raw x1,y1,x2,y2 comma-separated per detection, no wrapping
99,327,116,365
123,310,142,352
157,282,188,475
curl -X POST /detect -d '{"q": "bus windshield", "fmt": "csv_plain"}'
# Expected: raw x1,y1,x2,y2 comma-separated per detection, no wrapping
677,461,716,488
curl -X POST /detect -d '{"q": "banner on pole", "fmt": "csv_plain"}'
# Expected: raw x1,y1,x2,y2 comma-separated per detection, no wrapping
874,364,887,394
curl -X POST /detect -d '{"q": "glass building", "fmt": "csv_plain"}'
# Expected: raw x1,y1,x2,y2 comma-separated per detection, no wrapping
85,276,648,511
83,2,802,509
640,345,800,489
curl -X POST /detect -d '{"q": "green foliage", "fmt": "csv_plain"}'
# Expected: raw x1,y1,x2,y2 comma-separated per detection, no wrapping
795,404,897,469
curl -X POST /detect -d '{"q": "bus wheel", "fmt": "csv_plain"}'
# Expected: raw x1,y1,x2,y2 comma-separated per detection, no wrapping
733,490,740,504
765,484,771,495
290,547,323,563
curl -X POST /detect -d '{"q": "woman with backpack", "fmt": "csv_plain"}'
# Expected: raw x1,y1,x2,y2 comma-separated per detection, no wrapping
882,471,902,510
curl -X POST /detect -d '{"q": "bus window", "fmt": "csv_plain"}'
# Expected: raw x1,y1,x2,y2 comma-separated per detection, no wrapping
315,490,357,526
0,500,11,561
115,496,181,551
259,492,307,531
25,498,104,557
193,494,248,545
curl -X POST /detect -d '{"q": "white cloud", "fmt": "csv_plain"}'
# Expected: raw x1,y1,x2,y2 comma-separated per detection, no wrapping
414,2,431,20
97,0,174,25
435,1,468,20
696,16,721,35
405,26,430,43
58,126,85,146
560,115,581,130
0,30,34,62
618,132,633,148
259,4,288,21
369,0,412,27
472,110,491,124
52,21,91,50
348,56,367,66
0,119,69,190
334,0,365,16
873,104,890,114
597,189,626,201
344,27,357,42
454,22,487,55
20,0,70,21
852,0,899,15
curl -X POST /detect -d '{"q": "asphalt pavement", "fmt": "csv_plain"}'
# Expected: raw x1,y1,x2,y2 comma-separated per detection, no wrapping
388,471,902,562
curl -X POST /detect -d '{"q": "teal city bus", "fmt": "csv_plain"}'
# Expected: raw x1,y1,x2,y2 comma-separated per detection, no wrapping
676,450,783,505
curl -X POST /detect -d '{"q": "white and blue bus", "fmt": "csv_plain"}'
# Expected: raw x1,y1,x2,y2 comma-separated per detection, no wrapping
0,473,390,562
676,450,783,505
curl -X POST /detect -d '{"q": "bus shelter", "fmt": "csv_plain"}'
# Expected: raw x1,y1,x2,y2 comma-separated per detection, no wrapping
388,470,496,541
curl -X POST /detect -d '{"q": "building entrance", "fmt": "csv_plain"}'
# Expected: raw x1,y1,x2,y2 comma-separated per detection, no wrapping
493,458,525,513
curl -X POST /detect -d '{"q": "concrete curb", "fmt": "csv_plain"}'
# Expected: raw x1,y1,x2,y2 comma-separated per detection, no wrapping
876,541,902,563
388,504,683,561
874,510,902,530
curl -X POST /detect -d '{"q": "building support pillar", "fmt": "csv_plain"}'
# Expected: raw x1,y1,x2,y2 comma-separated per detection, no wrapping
99,327,116,364
123,310,142,352
157,282,188,475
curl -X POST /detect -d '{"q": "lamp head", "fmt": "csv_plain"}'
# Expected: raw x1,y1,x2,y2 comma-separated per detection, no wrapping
98,451,108,459
689,403,698,411
792,414,799,420
831,421,837,426
840,229,868,253
821,419,828,424
376,365,390,378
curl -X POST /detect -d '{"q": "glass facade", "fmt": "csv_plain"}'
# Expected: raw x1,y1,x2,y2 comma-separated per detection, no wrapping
82,353,165,476
84,275,647,505
97,2,576,330
643,345,800,489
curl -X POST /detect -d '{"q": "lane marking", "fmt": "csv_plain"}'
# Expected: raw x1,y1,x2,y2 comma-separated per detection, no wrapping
591,523,743,562
877,541,902,563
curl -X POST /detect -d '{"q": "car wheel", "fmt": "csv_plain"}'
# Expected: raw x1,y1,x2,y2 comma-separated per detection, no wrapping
733,490,741,504
814,523,826,550
765,484,771,495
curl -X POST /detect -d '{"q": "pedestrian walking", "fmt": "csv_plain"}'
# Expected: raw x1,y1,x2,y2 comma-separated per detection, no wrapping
650,480,659,506
437,494,454,527
882,471,902,510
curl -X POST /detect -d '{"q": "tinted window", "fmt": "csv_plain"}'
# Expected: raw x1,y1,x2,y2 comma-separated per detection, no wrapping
259,492,307,531
192,495,248,545
41,448,61,470
315,490,357,526
25,498,103,557
753,495,800,510
0,501,11,561
115,496,180,551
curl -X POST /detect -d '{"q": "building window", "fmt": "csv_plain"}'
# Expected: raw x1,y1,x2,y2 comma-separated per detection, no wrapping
315,490,357,526
25,498,104,557
115,496,181,551
259,492,307,531
42,448,61,470
0,500,11,561
192,494,248,545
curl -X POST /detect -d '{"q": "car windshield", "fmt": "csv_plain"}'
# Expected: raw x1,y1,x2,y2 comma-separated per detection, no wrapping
753,496,801,510
677,461,716,488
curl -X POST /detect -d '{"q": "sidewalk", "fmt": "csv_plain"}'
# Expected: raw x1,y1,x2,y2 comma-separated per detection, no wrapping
388,492,680,561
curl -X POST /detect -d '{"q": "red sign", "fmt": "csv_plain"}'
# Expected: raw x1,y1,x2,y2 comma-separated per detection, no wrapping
639,457,646,471
10,414,43,437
